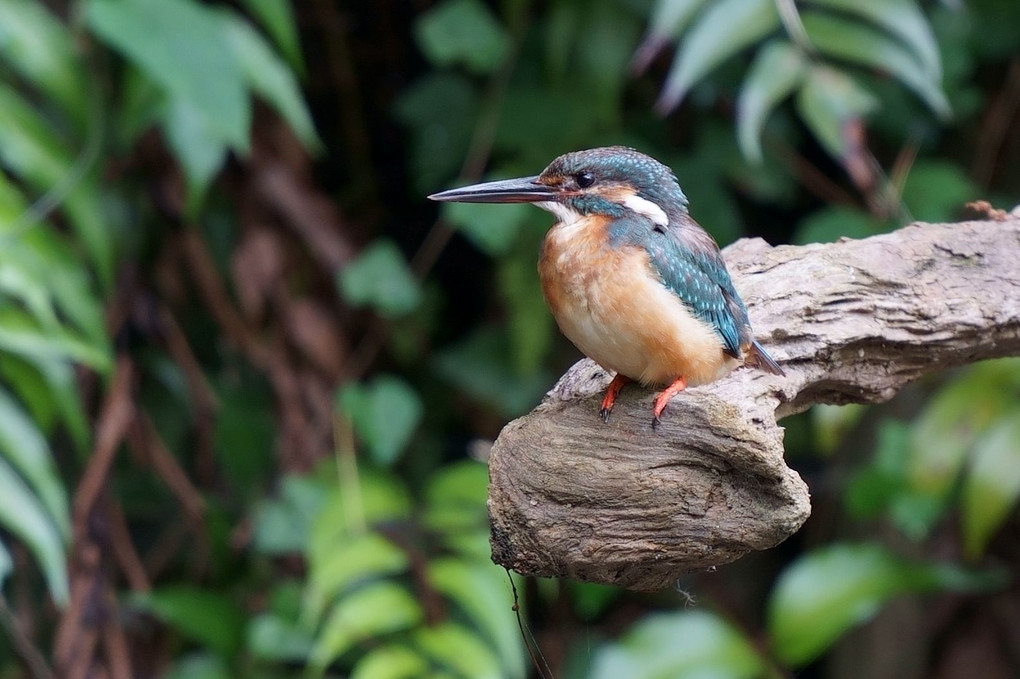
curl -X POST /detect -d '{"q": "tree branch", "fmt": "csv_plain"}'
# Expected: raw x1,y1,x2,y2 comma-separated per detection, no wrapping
488,216,1020,591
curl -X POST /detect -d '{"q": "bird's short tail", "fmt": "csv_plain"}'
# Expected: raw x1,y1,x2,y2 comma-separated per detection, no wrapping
745,340,785,376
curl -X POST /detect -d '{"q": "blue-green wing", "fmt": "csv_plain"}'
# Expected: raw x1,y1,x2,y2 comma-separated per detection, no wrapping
644,229,750,359
607,213,751,358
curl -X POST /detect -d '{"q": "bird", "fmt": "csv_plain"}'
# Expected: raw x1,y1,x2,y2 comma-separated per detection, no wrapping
429,146,784,426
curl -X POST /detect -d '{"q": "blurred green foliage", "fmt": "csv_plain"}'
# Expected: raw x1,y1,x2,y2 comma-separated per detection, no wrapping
0,0,1019,677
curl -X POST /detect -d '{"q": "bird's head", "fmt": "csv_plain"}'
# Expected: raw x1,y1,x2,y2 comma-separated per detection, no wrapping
429,147,688,229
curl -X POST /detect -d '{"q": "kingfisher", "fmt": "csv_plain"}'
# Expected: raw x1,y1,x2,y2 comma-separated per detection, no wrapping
429,147,784,425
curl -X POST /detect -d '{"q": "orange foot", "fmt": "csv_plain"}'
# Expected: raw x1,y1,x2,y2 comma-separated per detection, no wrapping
599,374,632,422
652,376,688,428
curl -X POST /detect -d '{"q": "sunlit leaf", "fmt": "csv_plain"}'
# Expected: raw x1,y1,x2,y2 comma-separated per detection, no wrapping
219,11,322,151
656,0,779,112
795,65,878,158
306,531,409,623
0,0,88,124
632,0,711,72
429,559,525,678
414,0,510,74
162,98,228,216
806,0,941,80
0,457,67,604
309,469,412,560
337,375,424,467
311,582,423,669
239,0,303,69
413,622,503,679
0,387,69,539
87,0,251,152
590,610,763,679
139,586,246,657
0,84,113,283
352,645,429,679
801,12,950,119
0,307,110,371
768,543,1002,666
339,240,422,318
961,414,1020,558
737,40,807,162
246,613,314,661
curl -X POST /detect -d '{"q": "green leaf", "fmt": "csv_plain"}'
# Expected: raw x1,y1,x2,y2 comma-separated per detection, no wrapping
423,460,488,533
253,474,329,555
795,65,878,158
442,198,529,257
309,469,412,561
0,387,69,539
0,457,67,604
162,98,228,216
337,375,424,467
737,40,808,162
414,0,510,74
657,0,780,112
961,414,1020,558
339,240,422,318
0,84,113,283
767,543,1001,666
900,160,977,222
163,653,231,679
590,610,763,679
139,586,246,657
0,539,11,586
311,582,423,669
352,645,429,679
801,11,950,119
306,531,409,623
238,0,303,69
87,0,251,152
497,248,554,373
0,307,111,371
246,613,314,662
907,363,1009,503
633,0,711,72
219,10,321,151
0,0,88,125
793,206,886,244
433,326,551,417
428,559,525,678
806,0,941,80
413,622,503,679
394,73,479,193
845,420,911,518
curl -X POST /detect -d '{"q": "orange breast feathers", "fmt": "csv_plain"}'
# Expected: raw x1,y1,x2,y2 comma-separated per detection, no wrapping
538,215,739,387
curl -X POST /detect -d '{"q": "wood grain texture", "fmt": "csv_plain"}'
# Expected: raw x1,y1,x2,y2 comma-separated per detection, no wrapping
488,216,1020,591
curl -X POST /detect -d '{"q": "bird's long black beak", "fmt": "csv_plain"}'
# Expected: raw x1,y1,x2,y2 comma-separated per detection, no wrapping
428,175,555,203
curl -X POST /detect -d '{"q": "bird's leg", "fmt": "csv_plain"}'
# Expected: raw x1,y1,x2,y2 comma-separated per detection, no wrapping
599,374,631,422
652,375,688,428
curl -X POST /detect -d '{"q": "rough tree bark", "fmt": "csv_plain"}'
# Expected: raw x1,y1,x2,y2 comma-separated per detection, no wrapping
487,215,1020,591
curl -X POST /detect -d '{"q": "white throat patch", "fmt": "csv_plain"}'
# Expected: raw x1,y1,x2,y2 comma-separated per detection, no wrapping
622,193,669,227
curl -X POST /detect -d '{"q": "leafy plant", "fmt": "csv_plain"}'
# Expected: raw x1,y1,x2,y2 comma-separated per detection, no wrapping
637,0,948,164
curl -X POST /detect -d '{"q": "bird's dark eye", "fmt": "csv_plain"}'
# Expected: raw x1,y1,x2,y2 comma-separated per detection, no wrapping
575,172,596,189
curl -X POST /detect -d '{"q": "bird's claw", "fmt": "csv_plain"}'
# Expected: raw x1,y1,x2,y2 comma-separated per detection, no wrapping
599,407,611,423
